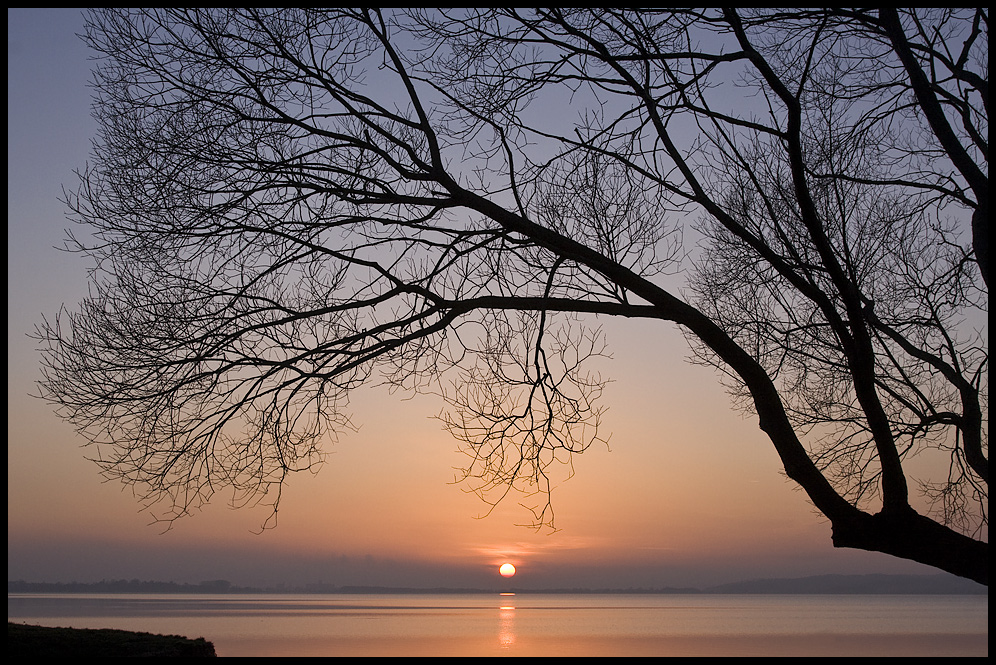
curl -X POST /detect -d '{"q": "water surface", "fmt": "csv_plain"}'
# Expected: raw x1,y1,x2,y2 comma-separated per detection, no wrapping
8,592,987,657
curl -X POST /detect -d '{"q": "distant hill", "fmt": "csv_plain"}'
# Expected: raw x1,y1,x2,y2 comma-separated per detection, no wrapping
8,573,987,595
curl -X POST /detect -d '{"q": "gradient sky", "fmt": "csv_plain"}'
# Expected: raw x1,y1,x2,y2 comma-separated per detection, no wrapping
7,8,947,591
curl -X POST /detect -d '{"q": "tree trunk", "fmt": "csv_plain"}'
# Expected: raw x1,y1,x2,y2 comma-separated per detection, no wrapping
831,508,988,586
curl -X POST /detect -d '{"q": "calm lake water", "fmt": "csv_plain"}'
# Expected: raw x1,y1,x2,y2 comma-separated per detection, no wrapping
7,592,987,657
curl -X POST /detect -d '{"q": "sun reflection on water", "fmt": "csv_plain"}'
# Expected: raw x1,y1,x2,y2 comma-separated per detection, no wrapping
498,593,516,649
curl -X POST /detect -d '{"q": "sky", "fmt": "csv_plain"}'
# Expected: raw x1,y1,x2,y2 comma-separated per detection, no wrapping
7,8,952,591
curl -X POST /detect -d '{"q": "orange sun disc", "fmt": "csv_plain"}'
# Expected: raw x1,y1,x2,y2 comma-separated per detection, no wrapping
499,563,516,577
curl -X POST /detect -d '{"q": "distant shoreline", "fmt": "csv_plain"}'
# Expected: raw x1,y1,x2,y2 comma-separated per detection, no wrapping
7,573,986,596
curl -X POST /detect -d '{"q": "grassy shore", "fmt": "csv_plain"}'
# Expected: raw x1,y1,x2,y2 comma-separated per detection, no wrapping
8,623,216,657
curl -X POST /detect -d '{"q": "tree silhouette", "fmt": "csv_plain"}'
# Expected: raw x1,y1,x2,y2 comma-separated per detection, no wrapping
39,9,987,584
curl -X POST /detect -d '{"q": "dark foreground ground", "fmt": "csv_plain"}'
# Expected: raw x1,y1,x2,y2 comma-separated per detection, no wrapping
8,623,216,657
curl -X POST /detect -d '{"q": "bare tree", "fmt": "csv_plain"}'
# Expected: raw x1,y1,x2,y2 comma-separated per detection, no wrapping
39,9,987,584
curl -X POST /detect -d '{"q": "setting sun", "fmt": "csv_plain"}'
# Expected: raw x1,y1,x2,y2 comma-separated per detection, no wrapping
499,563,516,577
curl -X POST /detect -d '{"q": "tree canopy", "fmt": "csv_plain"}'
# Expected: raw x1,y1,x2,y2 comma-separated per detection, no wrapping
40,9,987,584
